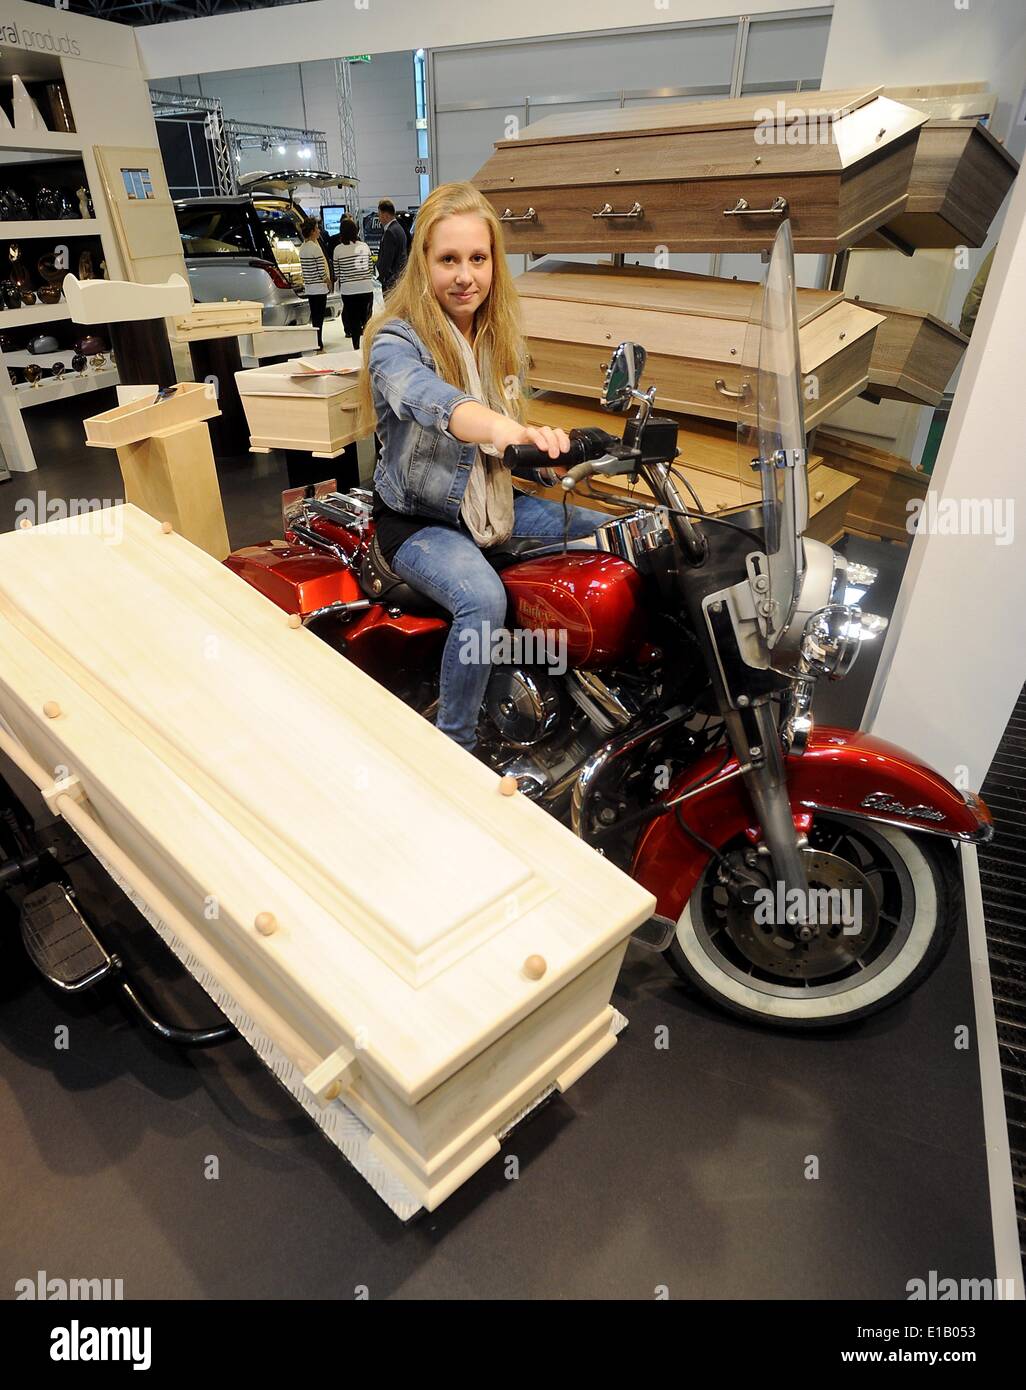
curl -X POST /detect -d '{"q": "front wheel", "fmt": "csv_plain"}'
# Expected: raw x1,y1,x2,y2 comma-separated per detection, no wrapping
664,815,958,1028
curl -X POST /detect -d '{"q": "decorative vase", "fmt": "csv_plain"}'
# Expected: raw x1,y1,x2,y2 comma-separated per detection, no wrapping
23,363,42,386
35,187,74,221
50,361,66,380
38,286,62,305
37,254,67,288
2,283,21,310
11,77,46,134
8,245,32,292
0,188,30,220
29,334,60,355
19,289,37,306
76,187,94,219
77,250,95,281
45,82,75,134
71,354,87,374
75,334,107,355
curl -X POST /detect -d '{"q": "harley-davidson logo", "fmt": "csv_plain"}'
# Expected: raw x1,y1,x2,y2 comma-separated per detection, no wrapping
860,792,946,823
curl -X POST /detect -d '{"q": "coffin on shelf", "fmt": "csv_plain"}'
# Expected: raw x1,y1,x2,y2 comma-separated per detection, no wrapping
474,88,927,255
857,301,969,406
236,350,362,458
523,393,858,547
858,118,1017,250
516,261,884,431
0,506,654,1217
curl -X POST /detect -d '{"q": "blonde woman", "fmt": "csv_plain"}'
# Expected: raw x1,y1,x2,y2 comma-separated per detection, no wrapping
358,181,601,752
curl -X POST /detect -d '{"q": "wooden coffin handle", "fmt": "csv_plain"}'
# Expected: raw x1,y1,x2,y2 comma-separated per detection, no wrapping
592,201,644,219
723,196,789,217
499,207,537,222
714,378,751,401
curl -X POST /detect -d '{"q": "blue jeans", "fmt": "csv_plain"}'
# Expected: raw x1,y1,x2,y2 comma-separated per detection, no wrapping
391,492,605,749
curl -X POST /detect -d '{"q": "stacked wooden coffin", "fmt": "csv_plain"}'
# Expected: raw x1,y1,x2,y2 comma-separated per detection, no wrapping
515,260,884,430
475,88,927,255
474,84,1016,542
0,506,655,1217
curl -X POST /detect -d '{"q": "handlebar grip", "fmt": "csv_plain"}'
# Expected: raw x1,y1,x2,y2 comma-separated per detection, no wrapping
502,439,587,471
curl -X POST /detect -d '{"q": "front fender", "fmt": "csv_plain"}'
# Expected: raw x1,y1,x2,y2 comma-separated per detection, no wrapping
631,726,992,921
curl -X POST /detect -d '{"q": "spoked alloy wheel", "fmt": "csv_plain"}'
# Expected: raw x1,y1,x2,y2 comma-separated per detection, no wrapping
665,814,957,1028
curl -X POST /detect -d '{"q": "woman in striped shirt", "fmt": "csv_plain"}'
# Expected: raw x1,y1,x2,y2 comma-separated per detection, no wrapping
298,217,332,350
332,218,375,349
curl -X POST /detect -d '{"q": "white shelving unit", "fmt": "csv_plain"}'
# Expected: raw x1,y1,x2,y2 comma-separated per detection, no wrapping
5,347,119,409
0,92,117,471
0,218,99,239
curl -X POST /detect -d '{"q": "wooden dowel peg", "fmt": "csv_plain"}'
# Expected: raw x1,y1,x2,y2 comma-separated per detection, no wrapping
255,911,278,936
43,700,62,720
499,775,518,797
523,955,547,981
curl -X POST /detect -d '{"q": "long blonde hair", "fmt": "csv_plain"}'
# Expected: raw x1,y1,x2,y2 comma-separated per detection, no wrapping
357,182,524,436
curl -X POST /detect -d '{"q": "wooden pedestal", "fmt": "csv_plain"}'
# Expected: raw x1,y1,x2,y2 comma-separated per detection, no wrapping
116,422,230,560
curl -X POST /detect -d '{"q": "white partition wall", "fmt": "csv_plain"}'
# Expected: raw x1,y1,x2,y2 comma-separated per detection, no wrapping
863,161,1026,789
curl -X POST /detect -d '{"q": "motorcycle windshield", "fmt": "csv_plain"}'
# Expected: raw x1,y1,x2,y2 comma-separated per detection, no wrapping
737,219,809,648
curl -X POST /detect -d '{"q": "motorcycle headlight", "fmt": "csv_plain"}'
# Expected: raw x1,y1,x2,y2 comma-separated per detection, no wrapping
800,604,863,680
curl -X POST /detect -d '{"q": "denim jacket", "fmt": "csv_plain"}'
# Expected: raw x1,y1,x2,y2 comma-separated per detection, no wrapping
370,317,518,524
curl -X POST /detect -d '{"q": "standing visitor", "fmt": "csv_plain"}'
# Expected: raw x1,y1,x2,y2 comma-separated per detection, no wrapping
298,217,332,350
376,198,408,295
332,218,375,349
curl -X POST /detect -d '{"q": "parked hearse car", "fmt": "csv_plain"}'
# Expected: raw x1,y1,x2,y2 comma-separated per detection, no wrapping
174,196,311,327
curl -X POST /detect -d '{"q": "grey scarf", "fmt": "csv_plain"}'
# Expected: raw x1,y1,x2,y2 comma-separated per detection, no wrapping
445,316,514,548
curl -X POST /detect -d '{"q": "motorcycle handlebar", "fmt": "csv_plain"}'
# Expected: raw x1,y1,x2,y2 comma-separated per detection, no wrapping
502,439,588,471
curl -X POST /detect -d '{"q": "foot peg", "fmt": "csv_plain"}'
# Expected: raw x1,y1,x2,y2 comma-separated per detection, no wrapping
631,913,677,952
20,883,115,991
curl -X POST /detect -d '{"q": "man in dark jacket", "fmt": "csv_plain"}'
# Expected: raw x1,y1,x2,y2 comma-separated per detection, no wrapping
376,198,408,295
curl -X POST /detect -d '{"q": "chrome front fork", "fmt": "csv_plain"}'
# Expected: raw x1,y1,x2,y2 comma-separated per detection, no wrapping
724,699,810,923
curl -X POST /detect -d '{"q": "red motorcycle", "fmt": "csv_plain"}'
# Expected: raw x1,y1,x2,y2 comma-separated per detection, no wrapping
226,223,992,1028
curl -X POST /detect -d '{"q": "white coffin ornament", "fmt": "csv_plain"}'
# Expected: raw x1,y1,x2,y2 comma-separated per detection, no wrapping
0,506,654,1217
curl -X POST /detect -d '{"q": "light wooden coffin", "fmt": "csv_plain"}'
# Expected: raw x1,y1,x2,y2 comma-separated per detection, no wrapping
473,88,927,255
0,506,655,1217
856,301,969,406
236,350,362,458
858,118,1017,250
172,300,264,342
83,381,219,448
523,393,858,546
516,260,884,431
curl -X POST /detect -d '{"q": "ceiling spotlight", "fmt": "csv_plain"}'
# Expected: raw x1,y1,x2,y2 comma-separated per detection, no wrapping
277,144,286,155
298,147,312,160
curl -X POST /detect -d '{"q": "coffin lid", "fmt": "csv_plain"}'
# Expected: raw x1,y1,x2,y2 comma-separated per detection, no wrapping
856,300,969,342
484,88,927,176
0,507,653,1103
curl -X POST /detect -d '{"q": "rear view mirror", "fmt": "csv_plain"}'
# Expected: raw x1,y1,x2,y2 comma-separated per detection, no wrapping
602,341,646,410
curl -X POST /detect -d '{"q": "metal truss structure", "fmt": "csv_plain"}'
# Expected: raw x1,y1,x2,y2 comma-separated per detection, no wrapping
67,1,307,24
334,58,360,215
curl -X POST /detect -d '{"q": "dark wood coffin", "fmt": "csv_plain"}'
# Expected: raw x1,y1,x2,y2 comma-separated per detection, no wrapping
856,301,969,406
473,88,927,256
859,119,1018,250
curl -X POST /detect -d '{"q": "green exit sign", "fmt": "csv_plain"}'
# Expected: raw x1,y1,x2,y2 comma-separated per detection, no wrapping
346,55,372,63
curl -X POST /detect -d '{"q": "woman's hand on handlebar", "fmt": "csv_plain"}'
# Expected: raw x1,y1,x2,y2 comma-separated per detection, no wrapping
491,418,571,462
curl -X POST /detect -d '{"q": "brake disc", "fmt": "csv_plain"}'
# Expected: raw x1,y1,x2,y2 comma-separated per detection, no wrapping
722,848,880,981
